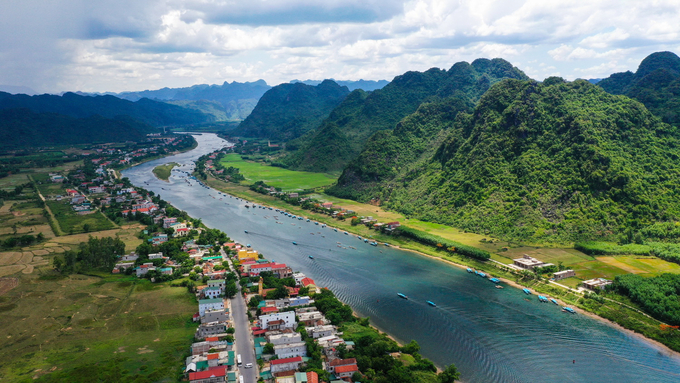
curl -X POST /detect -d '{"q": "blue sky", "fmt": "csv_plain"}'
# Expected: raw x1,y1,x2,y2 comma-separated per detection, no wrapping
1,0,679,93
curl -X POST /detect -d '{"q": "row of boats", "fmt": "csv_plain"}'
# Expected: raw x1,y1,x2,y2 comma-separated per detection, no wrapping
466,267,577,314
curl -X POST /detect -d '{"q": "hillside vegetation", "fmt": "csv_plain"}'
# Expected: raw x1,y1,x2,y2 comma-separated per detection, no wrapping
598,51,680,125
284,58,529,173
0,91,211,127
0,108,149,147
333,78,680,243
233,80,350,141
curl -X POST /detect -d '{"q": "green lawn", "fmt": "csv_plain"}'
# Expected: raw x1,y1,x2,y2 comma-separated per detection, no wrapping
45,200,115,235
220,154,336,191
0,271,198,382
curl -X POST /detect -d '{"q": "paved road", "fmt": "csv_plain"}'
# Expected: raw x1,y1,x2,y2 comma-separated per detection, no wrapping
226,250,258,383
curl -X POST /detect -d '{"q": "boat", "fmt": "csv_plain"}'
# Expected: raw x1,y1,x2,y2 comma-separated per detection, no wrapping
344,232,348,235
563,306,576,314
364,239,368,243
538,295,548,302
489,278,500,284
397,293,408,299
550,298,559,305
245,205,250,208
334,229,338,232
523,288,532,295
370,242,378,246
315,222,319,225
307,219,310,222
467,268,473,273
478,272,486,278
244,230,248,234
292,242,298,245
427,301,437,307
384,243,389,246
308,255,314,259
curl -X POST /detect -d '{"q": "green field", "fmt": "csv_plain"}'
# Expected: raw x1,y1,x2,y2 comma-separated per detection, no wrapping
0,271,198,382
220,154,336,191
46,200,116,235
153,162,178,182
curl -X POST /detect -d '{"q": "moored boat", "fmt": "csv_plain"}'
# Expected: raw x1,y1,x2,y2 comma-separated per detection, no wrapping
523,288,532,295
467,268,473,273
309,255,314,259
370,242,378,246
489,278,500,284
478,272,486,278
398,293,408,299
538,295,548,302
550,298,559,305
563,306,576,314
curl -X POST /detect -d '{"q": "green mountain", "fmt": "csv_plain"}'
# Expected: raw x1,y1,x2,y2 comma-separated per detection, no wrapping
598,51,680,125
0,108,148,147
333,78,680,243
233,80,350,141
0,91,212,127
284,58,529,173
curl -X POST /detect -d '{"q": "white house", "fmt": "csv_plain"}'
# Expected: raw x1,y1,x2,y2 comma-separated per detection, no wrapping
270,356,303,374
274,342,307,359
259,311,295,330
198,298,224,316
267,333,302,345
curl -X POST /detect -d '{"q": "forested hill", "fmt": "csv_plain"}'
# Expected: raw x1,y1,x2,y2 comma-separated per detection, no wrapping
336,78,680,243
283,58,529,173
0,91,212,127
598,51,680,125
0,108,148,147
232,80,350,141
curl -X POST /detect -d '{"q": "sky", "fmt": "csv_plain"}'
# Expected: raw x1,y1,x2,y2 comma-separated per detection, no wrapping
1,0,680,94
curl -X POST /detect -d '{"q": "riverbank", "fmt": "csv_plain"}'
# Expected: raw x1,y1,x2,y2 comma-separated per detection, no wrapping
198,175,680,356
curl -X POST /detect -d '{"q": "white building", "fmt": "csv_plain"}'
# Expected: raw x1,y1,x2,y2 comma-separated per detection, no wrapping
259,311,295,330
198,298,224,316
274,342,307,359
306,325,336,339
267,332,302,345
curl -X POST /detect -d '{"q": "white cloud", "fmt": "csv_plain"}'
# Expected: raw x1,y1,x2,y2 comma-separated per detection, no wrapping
1,0,680,92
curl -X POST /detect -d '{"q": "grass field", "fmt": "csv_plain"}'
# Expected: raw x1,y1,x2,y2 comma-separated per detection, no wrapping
0,269,198,382
220,154,336,191
45,200,116,235
153,162,178,182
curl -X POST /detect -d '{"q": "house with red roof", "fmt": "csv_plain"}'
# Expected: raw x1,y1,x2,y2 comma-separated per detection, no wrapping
270,356,303,373
329,358,359,379
188,366,227,383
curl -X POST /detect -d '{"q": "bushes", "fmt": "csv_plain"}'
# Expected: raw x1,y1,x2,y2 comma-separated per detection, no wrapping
574,241,652,256
397,226,490,261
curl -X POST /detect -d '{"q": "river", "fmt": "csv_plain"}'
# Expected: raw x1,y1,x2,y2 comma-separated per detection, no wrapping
123,133,680,383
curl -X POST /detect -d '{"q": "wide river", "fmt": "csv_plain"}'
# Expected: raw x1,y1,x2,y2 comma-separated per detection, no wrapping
124,133,680,382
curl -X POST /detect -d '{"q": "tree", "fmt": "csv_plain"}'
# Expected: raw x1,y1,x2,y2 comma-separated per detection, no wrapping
263,343,274,354
438,364,460,383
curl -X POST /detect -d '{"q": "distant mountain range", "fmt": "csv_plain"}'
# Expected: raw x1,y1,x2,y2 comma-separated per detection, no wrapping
290,79,389,92
232,80,350,141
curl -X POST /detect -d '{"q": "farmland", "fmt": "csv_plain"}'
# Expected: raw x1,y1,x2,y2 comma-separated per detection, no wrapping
219,153,336,191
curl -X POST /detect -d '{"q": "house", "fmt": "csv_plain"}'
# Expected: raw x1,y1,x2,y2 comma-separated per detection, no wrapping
292,272,306,286
175,227,190,237
196,321,227,339
270,356,303,374
259,311,296,330
163,217,178,228
384,221,401,232
202,286,222,299
553,269,576,281
274,342,307,359
297,311,325,327
268,333,302,345
189,366,227,383
306,325,336,339
294,372,318,383
135,263,156,277
121,253,139,262
329,358,358,376
88,186,105,194
321,202,333,209
151,234,168,245
582,278,612,291
160,267,173,275
287,193,299,198
271,264,293,279
148,252,164,260
202,308,229,324
249,263,273,276
513,255,548,270
199,298,224,316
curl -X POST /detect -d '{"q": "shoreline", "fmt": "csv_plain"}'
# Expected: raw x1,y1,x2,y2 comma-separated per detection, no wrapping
210,184,680,359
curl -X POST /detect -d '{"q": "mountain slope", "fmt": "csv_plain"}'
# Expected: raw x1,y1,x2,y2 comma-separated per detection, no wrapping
285,58,529,173
291,79,389,92
351,78,680,242
232,80,350,141
0,108,148,147
598,51,680,125
0,91,211,128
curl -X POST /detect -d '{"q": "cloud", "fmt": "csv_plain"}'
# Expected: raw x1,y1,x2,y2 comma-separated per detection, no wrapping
2,0,680,92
